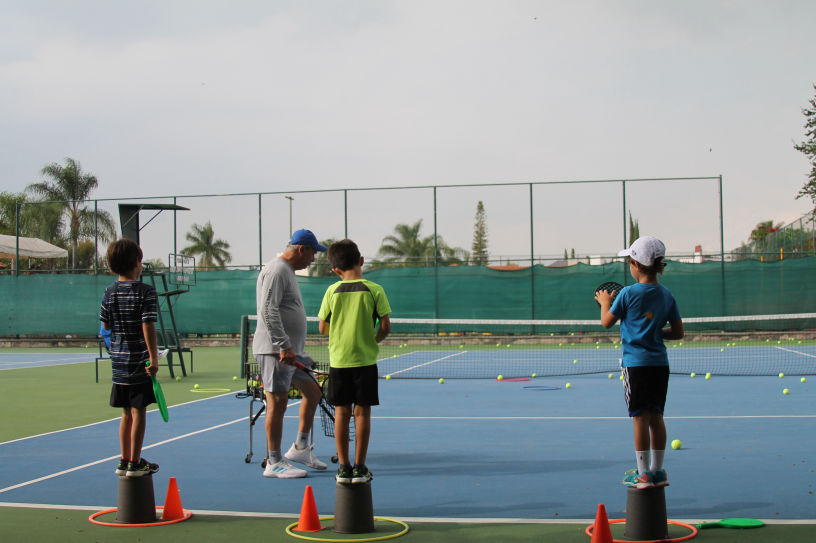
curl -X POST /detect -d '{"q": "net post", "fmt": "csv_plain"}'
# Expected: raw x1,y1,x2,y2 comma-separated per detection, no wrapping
240,315,249,378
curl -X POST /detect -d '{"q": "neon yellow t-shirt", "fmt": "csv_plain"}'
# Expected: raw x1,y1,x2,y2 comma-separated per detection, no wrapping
318,279,391,368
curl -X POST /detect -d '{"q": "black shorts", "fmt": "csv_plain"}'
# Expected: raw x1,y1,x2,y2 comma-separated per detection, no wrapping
110,381,156,409
326,364,379,407
622,366,669,416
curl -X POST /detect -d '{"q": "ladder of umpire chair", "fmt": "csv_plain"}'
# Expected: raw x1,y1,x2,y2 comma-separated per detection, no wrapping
146,271,191,379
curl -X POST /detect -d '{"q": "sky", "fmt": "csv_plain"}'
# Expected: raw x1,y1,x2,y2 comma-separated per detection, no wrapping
1,1,814,266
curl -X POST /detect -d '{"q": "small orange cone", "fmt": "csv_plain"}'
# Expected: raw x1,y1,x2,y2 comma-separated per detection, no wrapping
591,503,613,543
295,485,324,532
161,477,184,521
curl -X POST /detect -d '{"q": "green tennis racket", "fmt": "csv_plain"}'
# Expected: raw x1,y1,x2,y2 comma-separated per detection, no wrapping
697,518,764,529
147,361,169,423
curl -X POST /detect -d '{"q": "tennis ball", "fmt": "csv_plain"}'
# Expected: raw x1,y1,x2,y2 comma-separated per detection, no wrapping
438,378,445,384
565,382,572,389
392,354,397,358
690,372,696,378
459,344,464,349
671,439,682,450
573,359,578,364
783,388,790,395
175,376,181,382
531,373,537,378
705,373,711,380
801,377,807,383
497,375,504,381
608,373,614,379
233,376,238,381
496,343,501,347
779,372,785,378
619,375,624,381
385,374,391,380
194,384,200,389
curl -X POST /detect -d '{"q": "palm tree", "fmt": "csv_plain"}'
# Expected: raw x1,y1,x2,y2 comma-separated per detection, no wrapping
26,158,115,268
310,238,337,276
378,219,468,267
181,221,231,269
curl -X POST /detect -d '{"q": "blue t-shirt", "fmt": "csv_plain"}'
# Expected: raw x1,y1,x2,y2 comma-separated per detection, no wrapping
609,282,681,368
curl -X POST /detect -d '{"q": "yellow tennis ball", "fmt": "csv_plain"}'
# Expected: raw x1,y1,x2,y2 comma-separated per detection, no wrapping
531,373,537,378
619,375,624,381
801,377,807,383
175,376,181,382
779,372,785,378
573,359,578,364
671,439,682,450
385,374,391,380
438,378,445,384
783,388,790,395
496,343,501,347
608,373,614,379
497,375,504,381
232,376,238,381
565,382,572,389
194,384,200,389
705,373,711,380
690,372,696,378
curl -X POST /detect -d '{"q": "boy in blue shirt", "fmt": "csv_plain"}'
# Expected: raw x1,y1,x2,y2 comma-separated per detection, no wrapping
596,236,684,489
100,238,161,478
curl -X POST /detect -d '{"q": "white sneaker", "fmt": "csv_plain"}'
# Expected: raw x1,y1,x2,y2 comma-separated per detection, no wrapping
263,458,307,479
285,443,327,470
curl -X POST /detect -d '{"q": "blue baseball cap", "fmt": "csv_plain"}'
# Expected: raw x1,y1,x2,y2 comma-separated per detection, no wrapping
289,229,327,252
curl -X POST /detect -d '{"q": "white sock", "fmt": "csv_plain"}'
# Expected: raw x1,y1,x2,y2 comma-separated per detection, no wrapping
268,450,282,463
296,432,309,449
636,450,650,474
651,449,665,472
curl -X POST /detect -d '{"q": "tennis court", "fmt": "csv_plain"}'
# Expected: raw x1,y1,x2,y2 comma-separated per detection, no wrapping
1,347,814,523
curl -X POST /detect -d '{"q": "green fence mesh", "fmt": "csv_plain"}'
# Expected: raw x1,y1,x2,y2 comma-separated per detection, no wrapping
2,258,815,336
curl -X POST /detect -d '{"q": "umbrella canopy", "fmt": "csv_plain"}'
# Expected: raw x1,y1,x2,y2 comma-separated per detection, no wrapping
0,234,68,259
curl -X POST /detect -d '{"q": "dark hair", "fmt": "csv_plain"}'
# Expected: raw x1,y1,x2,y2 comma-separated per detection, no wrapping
327,239,361,271
631,256,666,276
106,238,143,276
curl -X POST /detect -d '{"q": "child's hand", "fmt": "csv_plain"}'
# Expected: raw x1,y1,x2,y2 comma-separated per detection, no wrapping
146,362,159,377
595,289,614,307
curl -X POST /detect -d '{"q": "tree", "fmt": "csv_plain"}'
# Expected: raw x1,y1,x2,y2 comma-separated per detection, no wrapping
749,220,781,247
377,219,467,267
310,238,337,276
25,158,115,268
471,201,489,266
628,212,640,244
181,221,232,269
794,84,816,215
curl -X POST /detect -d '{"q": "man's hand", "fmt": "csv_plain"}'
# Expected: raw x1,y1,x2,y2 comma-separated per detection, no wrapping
279,348,297,366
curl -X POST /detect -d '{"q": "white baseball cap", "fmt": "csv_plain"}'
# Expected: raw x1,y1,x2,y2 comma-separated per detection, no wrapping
618,236,665,266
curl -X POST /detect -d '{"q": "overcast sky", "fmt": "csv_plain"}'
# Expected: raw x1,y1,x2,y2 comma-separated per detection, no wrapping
1,1,814,264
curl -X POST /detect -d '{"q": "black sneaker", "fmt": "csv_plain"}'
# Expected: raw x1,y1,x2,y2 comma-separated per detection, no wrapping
351,465,372,484
126,458,159,477
335,464,353,484
115,459,128,476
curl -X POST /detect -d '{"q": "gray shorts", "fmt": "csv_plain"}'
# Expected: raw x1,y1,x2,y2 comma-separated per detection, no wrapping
256,353,314,394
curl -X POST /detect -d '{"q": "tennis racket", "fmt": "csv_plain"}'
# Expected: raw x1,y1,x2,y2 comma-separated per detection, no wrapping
697,518,764,529
146,361,169,422
594,281,624,308
292,357,335,426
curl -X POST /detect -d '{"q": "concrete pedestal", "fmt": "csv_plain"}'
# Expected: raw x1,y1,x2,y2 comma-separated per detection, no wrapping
334,482,374,534
116,474,156,524
624,486,667,540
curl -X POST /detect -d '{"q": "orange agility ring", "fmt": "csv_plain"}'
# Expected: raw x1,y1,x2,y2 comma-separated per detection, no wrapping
585,518,698,542
88,506,193,527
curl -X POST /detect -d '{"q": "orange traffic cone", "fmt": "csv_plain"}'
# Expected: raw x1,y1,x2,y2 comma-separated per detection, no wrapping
591,503,613,543
161,477,185,521
295,485,324,532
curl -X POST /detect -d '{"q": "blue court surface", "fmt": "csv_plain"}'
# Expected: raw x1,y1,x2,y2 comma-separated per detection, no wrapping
0,352,94,371
1,371,814,521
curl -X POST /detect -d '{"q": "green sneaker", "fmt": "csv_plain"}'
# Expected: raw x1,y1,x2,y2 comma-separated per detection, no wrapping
622,469,654,489
115,459,128,476
652,469,669,487
336,464,353,484
351,465,373,484
126,458,159,477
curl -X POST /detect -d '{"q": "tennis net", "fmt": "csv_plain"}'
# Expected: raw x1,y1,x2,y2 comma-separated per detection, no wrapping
239,313,816,379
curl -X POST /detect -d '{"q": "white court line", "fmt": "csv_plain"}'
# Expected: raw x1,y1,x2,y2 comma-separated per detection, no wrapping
385,350,469,377
776,345,816,359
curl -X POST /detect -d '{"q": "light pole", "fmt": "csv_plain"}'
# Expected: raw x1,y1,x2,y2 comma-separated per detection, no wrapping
285,196,294,237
